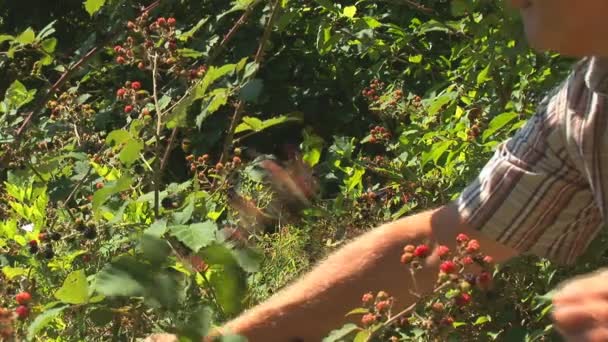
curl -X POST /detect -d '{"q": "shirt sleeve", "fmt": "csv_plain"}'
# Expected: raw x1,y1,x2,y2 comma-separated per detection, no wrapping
456,80,603,265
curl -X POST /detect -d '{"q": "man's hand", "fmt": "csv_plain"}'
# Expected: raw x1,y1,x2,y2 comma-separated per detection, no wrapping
553,269,608,341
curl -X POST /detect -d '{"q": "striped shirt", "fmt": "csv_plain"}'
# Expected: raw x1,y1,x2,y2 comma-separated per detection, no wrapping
457,57,608,265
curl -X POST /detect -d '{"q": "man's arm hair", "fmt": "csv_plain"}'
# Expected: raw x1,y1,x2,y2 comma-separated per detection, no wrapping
219,202,518,341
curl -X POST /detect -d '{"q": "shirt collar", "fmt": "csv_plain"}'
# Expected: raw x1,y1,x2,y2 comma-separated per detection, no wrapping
585,56,608,95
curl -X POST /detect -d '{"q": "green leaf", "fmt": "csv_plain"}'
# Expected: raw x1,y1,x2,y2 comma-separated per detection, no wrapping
482,112,519,141
5,80,36,110
235,112,303,134
36,21,57,40
427,92,456,116
15,28,36,45
362,17,382,29
345,166,365,192
177,306,213,340
408,54,423,63
41,38,57,53
94,257,147,298
54,269,89,304
476,64,492,85
119,139,144,166
178,48,205,58
0,34,14,44
205,263,246,315
145,219,168,238
27,306,67,340
84,0,106,16
301,128,324,167
2,266,28,279
323,323,359,342
238,79,263,103
92,175,133,211
343,6,357,18
235,117,263,133
179,17,210,41
106,129,131,145
197,88,230,128
474,315,491,325
167,62,238,128
354,330,371,342
231,247,262,273
345,308,369,316
140,234,171,264
169,221,218,253
172,199,194,224
422,140,453,167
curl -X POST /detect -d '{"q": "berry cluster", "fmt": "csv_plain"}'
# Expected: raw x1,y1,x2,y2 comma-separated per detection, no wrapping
185,148,243,185
14,292,31,320
351,233,496,339
115,13,206,82
359,290,394,327
116,80,152,119
74,217,98,241
117,14,178,67
368,125,391,144
47,91,96,122
361,79,385,102
467,124,481,141
35,230,62,259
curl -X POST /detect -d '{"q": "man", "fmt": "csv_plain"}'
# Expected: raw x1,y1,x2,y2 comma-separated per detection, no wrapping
150,0,608,340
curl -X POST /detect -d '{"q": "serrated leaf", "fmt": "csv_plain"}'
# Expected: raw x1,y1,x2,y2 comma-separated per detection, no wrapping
84,0,106,16
177,306,213,340
119,139,144,166
145,219,168,237
27,306,67,340
231,247,262,273
93,256,180,308
197,88,230,128
140,234,171,265
94,257,147,298
167,62,238,129
322,323,359,342
235,113,303,134
2,266,28,279
482,112,519,141
205,263,246,315
54,269,89,304
106,129,131,145
92,175,133,211
170,221,217,253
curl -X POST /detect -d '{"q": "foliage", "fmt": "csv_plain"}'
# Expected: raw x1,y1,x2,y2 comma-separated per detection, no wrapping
0,0,598,341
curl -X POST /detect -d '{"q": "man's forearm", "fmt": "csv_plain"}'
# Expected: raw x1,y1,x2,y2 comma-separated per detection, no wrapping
221,203,517,341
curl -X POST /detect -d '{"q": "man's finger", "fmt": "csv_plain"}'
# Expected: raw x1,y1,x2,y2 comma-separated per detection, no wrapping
560,326,608,342
553,302,608,334
144,334,179,342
